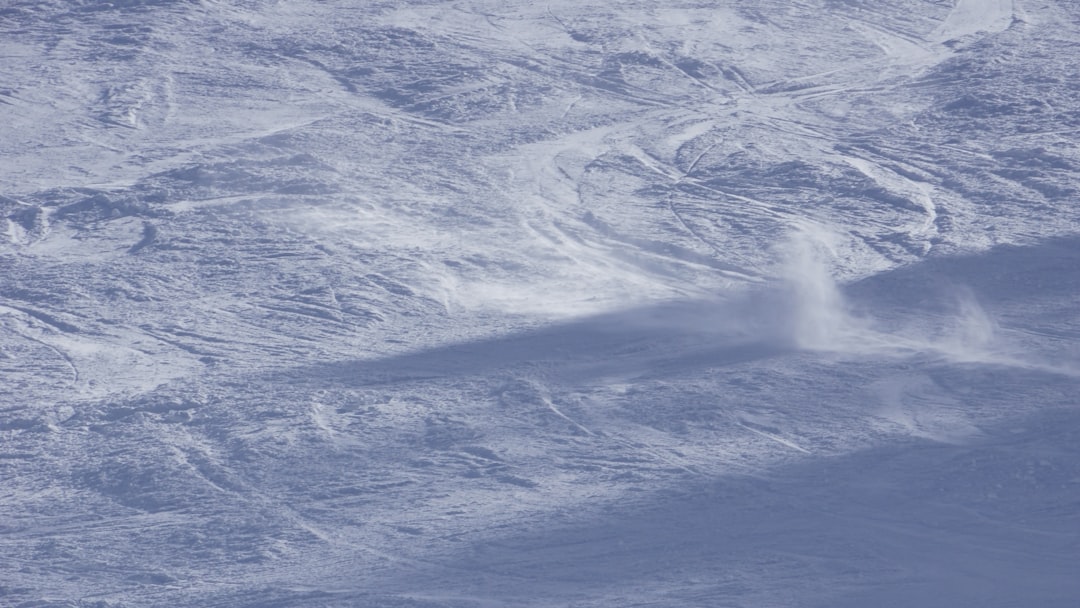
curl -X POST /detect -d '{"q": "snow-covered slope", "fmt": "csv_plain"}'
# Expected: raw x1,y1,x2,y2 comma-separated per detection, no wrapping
2,1,1079,606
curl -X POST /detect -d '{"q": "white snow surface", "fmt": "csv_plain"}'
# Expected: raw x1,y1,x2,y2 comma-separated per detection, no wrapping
2,1,1080,606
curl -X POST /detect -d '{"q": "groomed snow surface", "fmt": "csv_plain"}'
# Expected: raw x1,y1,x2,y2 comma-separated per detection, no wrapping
2,0,1079,606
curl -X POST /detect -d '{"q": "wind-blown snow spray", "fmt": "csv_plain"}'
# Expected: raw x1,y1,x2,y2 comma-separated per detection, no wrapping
932,284,999,362
775,225,1010,364
778,224,859,351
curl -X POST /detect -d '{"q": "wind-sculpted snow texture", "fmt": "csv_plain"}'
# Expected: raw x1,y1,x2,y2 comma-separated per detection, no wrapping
3,1,1080,606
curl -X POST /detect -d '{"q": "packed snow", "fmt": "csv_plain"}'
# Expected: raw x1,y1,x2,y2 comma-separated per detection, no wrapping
2,1,1079,606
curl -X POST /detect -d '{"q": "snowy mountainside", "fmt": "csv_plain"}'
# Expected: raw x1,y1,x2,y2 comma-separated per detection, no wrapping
2,1,1080,606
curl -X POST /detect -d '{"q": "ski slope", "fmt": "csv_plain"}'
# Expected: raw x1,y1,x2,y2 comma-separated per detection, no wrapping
2,1,1079,606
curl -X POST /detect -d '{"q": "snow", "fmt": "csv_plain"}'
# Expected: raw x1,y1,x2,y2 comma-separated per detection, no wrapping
935,0,1016,43
2,0,1080,606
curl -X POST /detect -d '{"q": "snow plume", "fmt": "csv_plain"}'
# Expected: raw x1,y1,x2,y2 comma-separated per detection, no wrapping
774,226,1009,365
777,224,863,351
936,284,999,361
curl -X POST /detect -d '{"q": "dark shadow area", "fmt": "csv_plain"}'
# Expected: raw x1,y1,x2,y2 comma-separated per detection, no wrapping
847,235,1080,311
199,403,1080,608
361,404,1080,608
275,289,800,389
277,235,1080,391
843,235,1080,359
